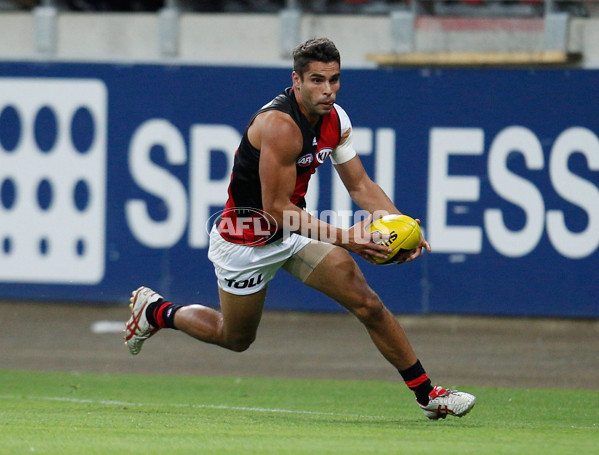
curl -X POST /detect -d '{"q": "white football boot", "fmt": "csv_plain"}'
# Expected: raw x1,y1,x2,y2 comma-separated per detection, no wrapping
419,386,476,420
124,286,163,355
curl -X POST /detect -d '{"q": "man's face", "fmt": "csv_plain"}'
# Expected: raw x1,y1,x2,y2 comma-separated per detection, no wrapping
293,60,341,121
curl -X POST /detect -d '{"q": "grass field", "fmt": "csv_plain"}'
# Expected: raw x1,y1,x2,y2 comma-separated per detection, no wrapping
1,369,597,455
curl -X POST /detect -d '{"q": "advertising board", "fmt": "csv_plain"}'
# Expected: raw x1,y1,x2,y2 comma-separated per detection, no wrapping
0,62,596,316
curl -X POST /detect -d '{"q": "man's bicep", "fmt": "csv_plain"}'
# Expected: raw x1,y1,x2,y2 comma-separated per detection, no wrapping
259,145,297,197
258,118,302,210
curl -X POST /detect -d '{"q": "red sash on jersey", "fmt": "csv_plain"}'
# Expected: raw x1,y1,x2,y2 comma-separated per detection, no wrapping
291,107,341,205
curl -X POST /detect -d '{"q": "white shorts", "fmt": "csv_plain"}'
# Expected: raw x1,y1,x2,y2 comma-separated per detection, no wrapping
208,226,335,295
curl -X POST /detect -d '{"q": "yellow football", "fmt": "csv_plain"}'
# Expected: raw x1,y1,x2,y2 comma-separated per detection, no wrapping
366,214,421,265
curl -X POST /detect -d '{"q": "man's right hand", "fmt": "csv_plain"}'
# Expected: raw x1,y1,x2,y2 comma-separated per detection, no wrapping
339,215,392,264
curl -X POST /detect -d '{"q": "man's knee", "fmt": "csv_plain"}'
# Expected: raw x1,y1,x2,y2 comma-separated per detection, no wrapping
224,333,256,352
324,252,386,322
336,258,385,322
306,247,387,324
351,292,385,324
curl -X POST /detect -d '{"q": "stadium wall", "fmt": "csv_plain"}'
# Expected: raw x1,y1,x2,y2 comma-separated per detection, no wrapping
1,12,599,67
0,62,597,318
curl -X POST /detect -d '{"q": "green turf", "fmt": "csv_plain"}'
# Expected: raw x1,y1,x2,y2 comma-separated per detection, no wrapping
1,369,597,455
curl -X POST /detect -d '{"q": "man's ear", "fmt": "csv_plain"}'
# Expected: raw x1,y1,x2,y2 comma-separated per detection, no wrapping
292,71,301,90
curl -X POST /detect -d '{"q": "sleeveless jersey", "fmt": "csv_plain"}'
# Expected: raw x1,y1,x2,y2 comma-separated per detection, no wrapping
218,87,349,246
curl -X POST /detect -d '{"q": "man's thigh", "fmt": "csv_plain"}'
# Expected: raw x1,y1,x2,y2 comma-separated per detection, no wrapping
300,245,375,310
218,286,268,340
282,240,336,283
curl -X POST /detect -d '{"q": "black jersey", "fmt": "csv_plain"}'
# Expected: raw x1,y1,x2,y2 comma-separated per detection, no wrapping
218,87,343,245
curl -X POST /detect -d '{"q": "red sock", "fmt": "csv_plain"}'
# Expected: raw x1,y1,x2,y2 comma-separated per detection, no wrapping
399,360,434,405
145,300,182,329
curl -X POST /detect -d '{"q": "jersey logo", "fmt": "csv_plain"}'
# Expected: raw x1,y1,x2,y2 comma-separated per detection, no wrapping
312,137,317,146
316,148,333,164
297,153,313,167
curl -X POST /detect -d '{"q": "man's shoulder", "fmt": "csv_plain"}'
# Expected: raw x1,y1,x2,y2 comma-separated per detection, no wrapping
259,88,294,114
250,106,301,148
256,109,297,129
253,89,299,129
332,103,349,121
332,103,352,134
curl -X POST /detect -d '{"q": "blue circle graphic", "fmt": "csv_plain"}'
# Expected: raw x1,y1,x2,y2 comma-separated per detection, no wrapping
76,238,86,257
34,106,58,153
39,237,49,255
73,179,90,211
3,237,12,254
1,178,17,209
37,179,53,210
0,105,22,152
71,106,95,154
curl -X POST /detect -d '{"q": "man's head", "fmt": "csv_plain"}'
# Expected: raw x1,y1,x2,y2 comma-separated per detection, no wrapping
292,38,340,78
291,38,341,123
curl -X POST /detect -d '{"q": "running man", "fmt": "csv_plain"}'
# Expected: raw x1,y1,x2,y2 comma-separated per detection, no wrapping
125,37,475,420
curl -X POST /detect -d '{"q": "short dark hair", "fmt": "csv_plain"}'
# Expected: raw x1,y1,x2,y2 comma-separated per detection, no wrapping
292,38,340,77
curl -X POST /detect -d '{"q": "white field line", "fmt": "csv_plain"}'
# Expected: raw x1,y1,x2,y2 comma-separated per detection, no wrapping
0,394,388,420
